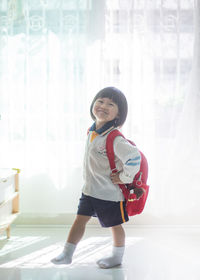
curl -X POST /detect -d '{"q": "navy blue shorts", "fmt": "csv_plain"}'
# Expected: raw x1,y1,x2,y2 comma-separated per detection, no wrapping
77,193,129,228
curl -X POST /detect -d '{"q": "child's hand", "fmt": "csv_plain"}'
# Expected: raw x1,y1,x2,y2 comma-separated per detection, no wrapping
110,173,124,185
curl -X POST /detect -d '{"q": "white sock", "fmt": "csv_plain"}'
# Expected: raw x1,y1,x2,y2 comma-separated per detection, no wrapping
51,242,76,265
97,246,125,269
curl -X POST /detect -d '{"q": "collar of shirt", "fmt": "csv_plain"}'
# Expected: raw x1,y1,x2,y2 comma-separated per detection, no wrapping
89,120,115,136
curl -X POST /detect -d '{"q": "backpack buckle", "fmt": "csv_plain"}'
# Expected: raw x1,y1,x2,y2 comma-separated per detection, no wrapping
136,172,142,187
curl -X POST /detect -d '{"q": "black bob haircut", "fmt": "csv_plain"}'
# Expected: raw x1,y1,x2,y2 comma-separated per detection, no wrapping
90,87,128,127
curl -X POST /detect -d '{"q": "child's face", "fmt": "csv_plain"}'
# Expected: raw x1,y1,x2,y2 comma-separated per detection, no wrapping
92,97,119,128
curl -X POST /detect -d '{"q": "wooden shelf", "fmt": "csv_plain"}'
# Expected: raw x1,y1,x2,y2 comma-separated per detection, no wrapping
0,192,19,208
0,169,20,239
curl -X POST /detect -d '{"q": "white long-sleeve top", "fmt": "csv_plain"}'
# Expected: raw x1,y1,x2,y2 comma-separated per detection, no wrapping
82,128,141,202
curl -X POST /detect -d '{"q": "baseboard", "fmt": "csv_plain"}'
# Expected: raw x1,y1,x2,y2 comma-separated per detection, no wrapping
14,213,200,227
15,213,99,226
15,213,148,226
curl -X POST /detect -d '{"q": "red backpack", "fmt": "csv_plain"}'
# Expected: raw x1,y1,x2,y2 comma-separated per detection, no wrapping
106,129,149,216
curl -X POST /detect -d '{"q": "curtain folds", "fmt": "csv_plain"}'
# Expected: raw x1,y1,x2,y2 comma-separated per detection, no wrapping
162,0,200,223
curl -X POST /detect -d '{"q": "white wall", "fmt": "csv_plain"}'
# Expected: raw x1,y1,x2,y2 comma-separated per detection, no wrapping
16,169,200,226
16,167,83,224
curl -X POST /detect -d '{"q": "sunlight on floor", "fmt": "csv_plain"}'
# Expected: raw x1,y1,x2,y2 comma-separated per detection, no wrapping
0,236,143,268
0,226,200,280
0,236,48,258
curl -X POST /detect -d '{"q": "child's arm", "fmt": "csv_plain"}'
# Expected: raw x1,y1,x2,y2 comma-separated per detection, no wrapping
112,136,141,184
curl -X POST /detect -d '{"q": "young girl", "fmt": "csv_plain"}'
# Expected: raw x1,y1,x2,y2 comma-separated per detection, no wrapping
51,87,141,268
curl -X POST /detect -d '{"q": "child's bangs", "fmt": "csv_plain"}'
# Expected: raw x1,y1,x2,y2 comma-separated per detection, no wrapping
98,91,119,105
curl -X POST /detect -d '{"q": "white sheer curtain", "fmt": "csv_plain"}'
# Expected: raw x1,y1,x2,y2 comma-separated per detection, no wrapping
0,0,199,223
162,0,200,224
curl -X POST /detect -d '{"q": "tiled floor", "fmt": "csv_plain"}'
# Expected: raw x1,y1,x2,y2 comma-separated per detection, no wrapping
0,225,199,280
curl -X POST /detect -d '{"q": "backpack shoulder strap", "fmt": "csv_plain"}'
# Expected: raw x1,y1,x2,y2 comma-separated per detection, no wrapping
106,129,125,172
106,129,130,199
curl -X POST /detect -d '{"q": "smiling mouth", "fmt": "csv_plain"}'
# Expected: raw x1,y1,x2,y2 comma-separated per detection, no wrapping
97,110,108,114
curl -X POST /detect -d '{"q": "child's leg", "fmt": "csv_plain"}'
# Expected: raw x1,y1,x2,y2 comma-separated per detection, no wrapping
67,214,91,244
51,215,91,265
97,224,125,269
111,224,125,247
